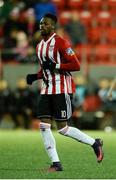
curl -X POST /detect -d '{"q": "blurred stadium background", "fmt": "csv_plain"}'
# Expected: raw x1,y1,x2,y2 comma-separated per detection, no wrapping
0,0,116,130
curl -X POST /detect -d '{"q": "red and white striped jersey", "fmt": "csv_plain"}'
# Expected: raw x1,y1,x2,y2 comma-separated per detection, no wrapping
36,33,80,95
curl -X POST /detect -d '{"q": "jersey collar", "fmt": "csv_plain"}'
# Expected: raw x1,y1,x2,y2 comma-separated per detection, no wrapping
43,33,56,44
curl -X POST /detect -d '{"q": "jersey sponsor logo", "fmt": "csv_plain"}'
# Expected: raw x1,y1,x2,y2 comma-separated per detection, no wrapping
66,48,75,56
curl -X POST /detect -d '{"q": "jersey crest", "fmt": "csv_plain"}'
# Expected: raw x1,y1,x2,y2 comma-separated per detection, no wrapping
66,48,75,56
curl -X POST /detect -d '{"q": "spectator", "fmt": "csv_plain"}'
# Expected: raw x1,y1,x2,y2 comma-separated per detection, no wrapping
73,76,88,108
33,0,57,21
2,29,17,61
98,78,109,103
108,79,116,128
98,78,109,110
0,79,19,128
15,31,35,62
3,7,22,36
0,80,10,122
72,76,88,128
97,78,116,129
21,8,39,38
109,79,116,103
64,11,87,46
0,0,14,21
13,78,35,129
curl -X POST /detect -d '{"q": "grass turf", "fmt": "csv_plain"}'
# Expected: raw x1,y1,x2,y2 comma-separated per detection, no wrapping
0,130,116,179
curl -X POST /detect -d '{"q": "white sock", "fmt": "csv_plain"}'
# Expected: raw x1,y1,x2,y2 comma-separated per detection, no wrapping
59,126,95,145
40,122,60,162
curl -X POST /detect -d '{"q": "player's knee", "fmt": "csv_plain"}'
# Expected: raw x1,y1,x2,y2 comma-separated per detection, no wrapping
39,122,51,131
56,121,67,130
58,125,69,135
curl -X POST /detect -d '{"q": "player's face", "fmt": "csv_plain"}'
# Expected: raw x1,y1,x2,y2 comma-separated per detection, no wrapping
39,17,54,36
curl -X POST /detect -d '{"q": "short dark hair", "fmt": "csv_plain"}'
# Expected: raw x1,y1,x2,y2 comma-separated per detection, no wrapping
43,13,57,24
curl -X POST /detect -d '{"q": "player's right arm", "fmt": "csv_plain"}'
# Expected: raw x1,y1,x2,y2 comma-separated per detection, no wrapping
26,44,43,85
26,69,43,85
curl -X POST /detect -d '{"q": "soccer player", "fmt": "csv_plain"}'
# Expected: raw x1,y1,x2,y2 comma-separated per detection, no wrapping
26,13,104,172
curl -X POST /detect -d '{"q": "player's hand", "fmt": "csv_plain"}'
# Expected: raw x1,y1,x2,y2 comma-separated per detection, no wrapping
26,74,38,85
43,59,56,71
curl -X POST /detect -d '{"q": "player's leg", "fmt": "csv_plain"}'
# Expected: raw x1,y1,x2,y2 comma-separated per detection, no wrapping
37,95,62,171
57,121,103,162
53,94,104,163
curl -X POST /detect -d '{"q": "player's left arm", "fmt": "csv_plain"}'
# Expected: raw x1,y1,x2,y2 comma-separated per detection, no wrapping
42,38,80,72
57,41,80,71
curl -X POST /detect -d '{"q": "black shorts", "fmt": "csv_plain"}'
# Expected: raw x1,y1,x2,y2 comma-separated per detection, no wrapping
37,94,73,121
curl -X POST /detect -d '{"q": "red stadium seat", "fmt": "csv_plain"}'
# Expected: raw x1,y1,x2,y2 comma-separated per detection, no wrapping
59,10,71,25
68,0,84,10
0,26,4,37
83,94,102,112
108,0,116,14
80,11,92,28
75,44,93,62
88,27,103,44
107,28,116,44
94,44,110,63
88,0,102,13
51,0,66,9
0,27,4,48
109,44,116,62
97,11,111,27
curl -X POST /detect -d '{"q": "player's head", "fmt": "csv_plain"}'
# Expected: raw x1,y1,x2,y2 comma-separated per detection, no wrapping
39,13,57,36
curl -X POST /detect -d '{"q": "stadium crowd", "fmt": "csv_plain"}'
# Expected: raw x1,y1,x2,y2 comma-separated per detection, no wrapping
0,0,116,63
0,0,116,129
0,76,116,130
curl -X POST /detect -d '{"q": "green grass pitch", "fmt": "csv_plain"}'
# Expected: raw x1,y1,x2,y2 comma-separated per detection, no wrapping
0,130,116,179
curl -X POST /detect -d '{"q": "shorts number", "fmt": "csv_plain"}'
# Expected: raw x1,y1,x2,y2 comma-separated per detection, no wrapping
61,110,66,118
